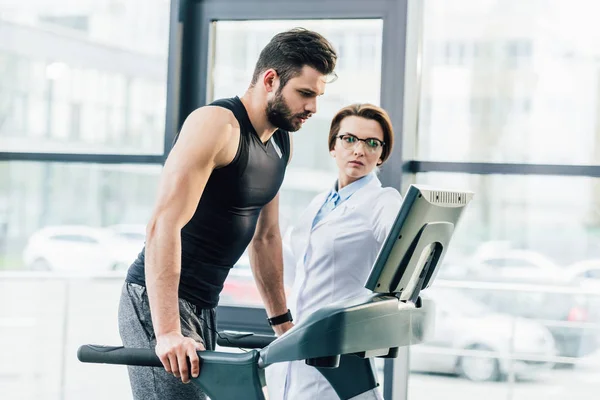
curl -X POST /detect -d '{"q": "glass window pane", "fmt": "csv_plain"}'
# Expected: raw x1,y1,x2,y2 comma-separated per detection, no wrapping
0,1,170,154
210,18,383,226
209,19,384,307
418,0,600,165
408,173,600,267
0,160,160,399
0,161,161,271
407,172,600,400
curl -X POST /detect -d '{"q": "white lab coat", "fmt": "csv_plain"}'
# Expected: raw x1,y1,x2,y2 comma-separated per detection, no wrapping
266,175,402,400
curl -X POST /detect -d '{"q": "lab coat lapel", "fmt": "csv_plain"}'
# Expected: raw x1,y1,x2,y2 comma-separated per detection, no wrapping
311,175,383,231
295,191,328,261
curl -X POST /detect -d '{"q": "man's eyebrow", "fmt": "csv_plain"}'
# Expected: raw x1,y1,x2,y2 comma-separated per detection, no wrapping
298,88,318,95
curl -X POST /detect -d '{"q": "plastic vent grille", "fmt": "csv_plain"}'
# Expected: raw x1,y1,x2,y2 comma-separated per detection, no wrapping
428,191,468,205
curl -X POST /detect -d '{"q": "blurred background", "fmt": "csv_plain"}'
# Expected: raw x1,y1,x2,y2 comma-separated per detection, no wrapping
1,0,599,399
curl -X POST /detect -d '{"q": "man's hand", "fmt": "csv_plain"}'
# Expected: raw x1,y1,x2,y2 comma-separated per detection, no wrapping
155,331,205,383
273,321,294,337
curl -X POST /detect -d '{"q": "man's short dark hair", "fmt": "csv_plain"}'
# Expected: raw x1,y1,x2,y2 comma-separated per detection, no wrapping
251,28,337,88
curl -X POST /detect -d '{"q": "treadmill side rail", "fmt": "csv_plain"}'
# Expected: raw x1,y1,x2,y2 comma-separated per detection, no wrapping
260,295,434,366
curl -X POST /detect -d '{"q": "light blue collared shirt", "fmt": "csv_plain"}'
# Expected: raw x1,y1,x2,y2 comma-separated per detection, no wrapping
311,173,375,228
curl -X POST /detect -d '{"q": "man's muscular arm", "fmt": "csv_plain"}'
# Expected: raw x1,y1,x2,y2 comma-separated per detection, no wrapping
249,193,293,336
145,106,238,383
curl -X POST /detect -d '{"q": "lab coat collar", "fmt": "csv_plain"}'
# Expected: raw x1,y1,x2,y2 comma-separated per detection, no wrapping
311,174,382,231
330,172,375,204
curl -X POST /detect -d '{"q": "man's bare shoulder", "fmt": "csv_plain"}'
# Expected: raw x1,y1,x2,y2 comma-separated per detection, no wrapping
174,105,241,168
184,105,240,135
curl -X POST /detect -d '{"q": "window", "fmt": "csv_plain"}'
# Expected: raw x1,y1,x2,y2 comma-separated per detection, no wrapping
209,19,384,233
208,19,384,307
410,172,600,267
0,161,161,271
408,171,600,394
0,0,170,154
418,0,600,165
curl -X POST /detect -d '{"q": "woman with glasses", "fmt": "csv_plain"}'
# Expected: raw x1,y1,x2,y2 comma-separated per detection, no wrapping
266,104,402,400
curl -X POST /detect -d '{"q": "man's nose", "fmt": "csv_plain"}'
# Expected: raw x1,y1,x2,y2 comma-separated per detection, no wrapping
305,98,317,114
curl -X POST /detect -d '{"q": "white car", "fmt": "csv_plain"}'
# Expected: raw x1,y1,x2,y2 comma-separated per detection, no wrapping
107,224,147,243
410,288,557,381
565,259,600,283
22,225,145,273
448,241,564,282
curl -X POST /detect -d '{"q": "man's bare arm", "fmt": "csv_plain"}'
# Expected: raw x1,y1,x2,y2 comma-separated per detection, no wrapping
249,192,293,336
145,106,237,382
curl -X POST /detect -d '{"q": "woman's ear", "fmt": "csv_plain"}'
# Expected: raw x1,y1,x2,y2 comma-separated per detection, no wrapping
377,158,383,166
330,149,336,157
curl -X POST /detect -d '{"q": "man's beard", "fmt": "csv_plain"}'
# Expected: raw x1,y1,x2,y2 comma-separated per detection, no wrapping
266,90,309,132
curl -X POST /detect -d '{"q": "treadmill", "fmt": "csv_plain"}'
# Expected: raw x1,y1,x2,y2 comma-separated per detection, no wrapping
78,184,474,400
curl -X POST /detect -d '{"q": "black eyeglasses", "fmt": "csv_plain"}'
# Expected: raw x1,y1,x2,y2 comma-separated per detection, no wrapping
337,134,385,153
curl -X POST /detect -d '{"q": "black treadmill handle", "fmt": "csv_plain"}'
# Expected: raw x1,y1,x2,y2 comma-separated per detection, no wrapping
78,345,163,367
78,345,266,400
217,331,276,349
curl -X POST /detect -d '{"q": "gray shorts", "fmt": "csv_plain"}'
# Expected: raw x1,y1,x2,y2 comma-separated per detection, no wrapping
118,282,216,400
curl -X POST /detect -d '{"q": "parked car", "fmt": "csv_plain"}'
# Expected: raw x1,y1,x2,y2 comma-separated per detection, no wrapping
565,259,600,320
462,281,598,359
410,288,556,382
22,225,144,273
107,224,147,244
443,241,564,282
565,259,600,283
437,243,599,359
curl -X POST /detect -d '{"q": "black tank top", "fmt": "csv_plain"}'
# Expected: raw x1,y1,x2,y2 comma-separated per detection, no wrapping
126,96,291,308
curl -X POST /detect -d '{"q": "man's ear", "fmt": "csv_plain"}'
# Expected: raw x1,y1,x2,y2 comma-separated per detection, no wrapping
263,69,278,93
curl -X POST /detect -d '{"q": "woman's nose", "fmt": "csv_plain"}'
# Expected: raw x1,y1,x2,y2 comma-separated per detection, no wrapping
353,141,367,155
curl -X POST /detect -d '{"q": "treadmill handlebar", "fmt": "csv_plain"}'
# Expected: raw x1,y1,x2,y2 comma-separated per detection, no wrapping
77,344,261,367
78,345,162,367
217,331,276,349
78,345,265,400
